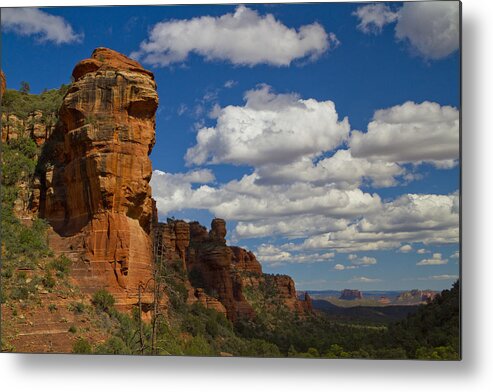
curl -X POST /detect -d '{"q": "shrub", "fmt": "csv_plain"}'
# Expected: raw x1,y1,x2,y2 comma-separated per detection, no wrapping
96,336,132,355
10,286,29,301
48,304,57,312
68,325,77,333
72,338,92,354
68,302,85,314
42,270,56,289
92,289,115,312
50,255,71,276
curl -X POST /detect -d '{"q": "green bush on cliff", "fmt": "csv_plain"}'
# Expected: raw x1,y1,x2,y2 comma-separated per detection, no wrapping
92,289,115,313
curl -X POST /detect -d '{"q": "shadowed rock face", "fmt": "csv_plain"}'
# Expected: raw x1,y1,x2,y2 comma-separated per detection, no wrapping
0,70,5,97
37,48,159,308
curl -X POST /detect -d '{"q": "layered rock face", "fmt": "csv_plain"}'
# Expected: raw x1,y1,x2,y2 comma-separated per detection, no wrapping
187,219,255,321
36,48,158,308
155,217,311,321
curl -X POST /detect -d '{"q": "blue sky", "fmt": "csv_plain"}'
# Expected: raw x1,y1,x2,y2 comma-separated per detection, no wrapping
1,2,460,291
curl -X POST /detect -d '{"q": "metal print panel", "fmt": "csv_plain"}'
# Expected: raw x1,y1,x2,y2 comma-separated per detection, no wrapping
0,1,460,359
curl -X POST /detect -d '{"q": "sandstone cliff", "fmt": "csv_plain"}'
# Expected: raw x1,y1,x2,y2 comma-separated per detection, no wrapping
34,48,159,310
155,217,312,321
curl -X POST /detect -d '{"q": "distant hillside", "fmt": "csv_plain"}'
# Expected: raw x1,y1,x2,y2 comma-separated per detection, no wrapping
312,299,419,324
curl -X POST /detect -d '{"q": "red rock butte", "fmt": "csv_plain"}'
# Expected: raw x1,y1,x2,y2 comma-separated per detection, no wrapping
34,48,159,310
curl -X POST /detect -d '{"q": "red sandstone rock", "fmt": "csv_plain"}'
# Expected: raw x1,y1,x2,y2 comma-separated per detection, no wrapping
186,219,255,321
37,48,158,309
230,246,263,274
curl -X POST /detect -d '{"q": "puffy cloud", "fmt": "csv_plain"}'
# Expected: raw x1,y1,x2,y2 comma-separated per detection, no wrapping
399,244,413,253
353,4,398,34
348,254,358,261
294,192,459,253
255,244,334,266
1,8,82,44
417,253,448,266
235,215,349,239
354,2,459,60
255,149,404,189
351,256,377,266
152,169,383,222
350,101,459,168
334,264,345,271
395,2,459,60
417,248,430,254
131,5,336,67
349,276,381,283
185,85,350,167
451,251,460,259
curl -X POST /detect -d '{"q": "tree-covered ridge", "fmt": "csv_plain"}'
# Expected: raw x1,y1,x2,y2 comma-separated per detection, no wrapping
1,84,70,119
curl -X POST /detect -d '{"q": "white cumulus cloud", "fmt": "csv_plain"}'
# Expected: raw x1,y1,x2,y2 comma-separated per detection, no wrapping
353,3,398,34
354,2,459,60
399,244,413,253
131,5,336,67
255,244,334,266
185,84,350,167
417,253,448,266
350,101,459,168
2,8,82,44
395,2,460,60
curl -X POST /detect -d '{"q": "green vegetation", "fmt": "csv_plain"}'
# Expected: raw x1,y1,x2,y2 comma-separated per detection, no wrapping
1,84,70,119
72,338,92,354
92,290,116,313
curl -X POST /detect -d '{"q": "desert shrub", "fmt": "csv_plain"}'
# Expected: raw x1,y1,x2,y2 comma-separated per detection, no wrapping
68,302,85,314
50,255,71,276
68,325,77,334
42,270,56,289
92,289,115,312
72,338,92,354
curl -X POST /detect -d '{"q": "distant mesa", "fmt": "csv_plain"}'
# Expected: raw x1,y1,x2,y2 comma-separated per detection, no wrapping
397,289,437,304
339,289,363,300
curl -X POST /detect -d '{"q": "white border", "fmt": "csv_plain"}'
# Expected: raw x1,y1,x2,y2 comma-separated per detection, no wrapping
2,0,493,391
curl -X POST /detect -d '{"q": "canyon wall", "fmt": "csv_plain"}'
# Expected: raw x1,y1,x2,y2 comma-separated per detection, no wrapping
155,218,312,321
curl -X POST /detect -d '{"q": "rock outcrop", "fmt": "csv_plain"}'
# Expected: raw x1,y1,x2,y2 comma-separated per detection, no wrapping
1,111,57,144
35,48,159,309
186,218,255,321
0,70,5,98
155,217,312,322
